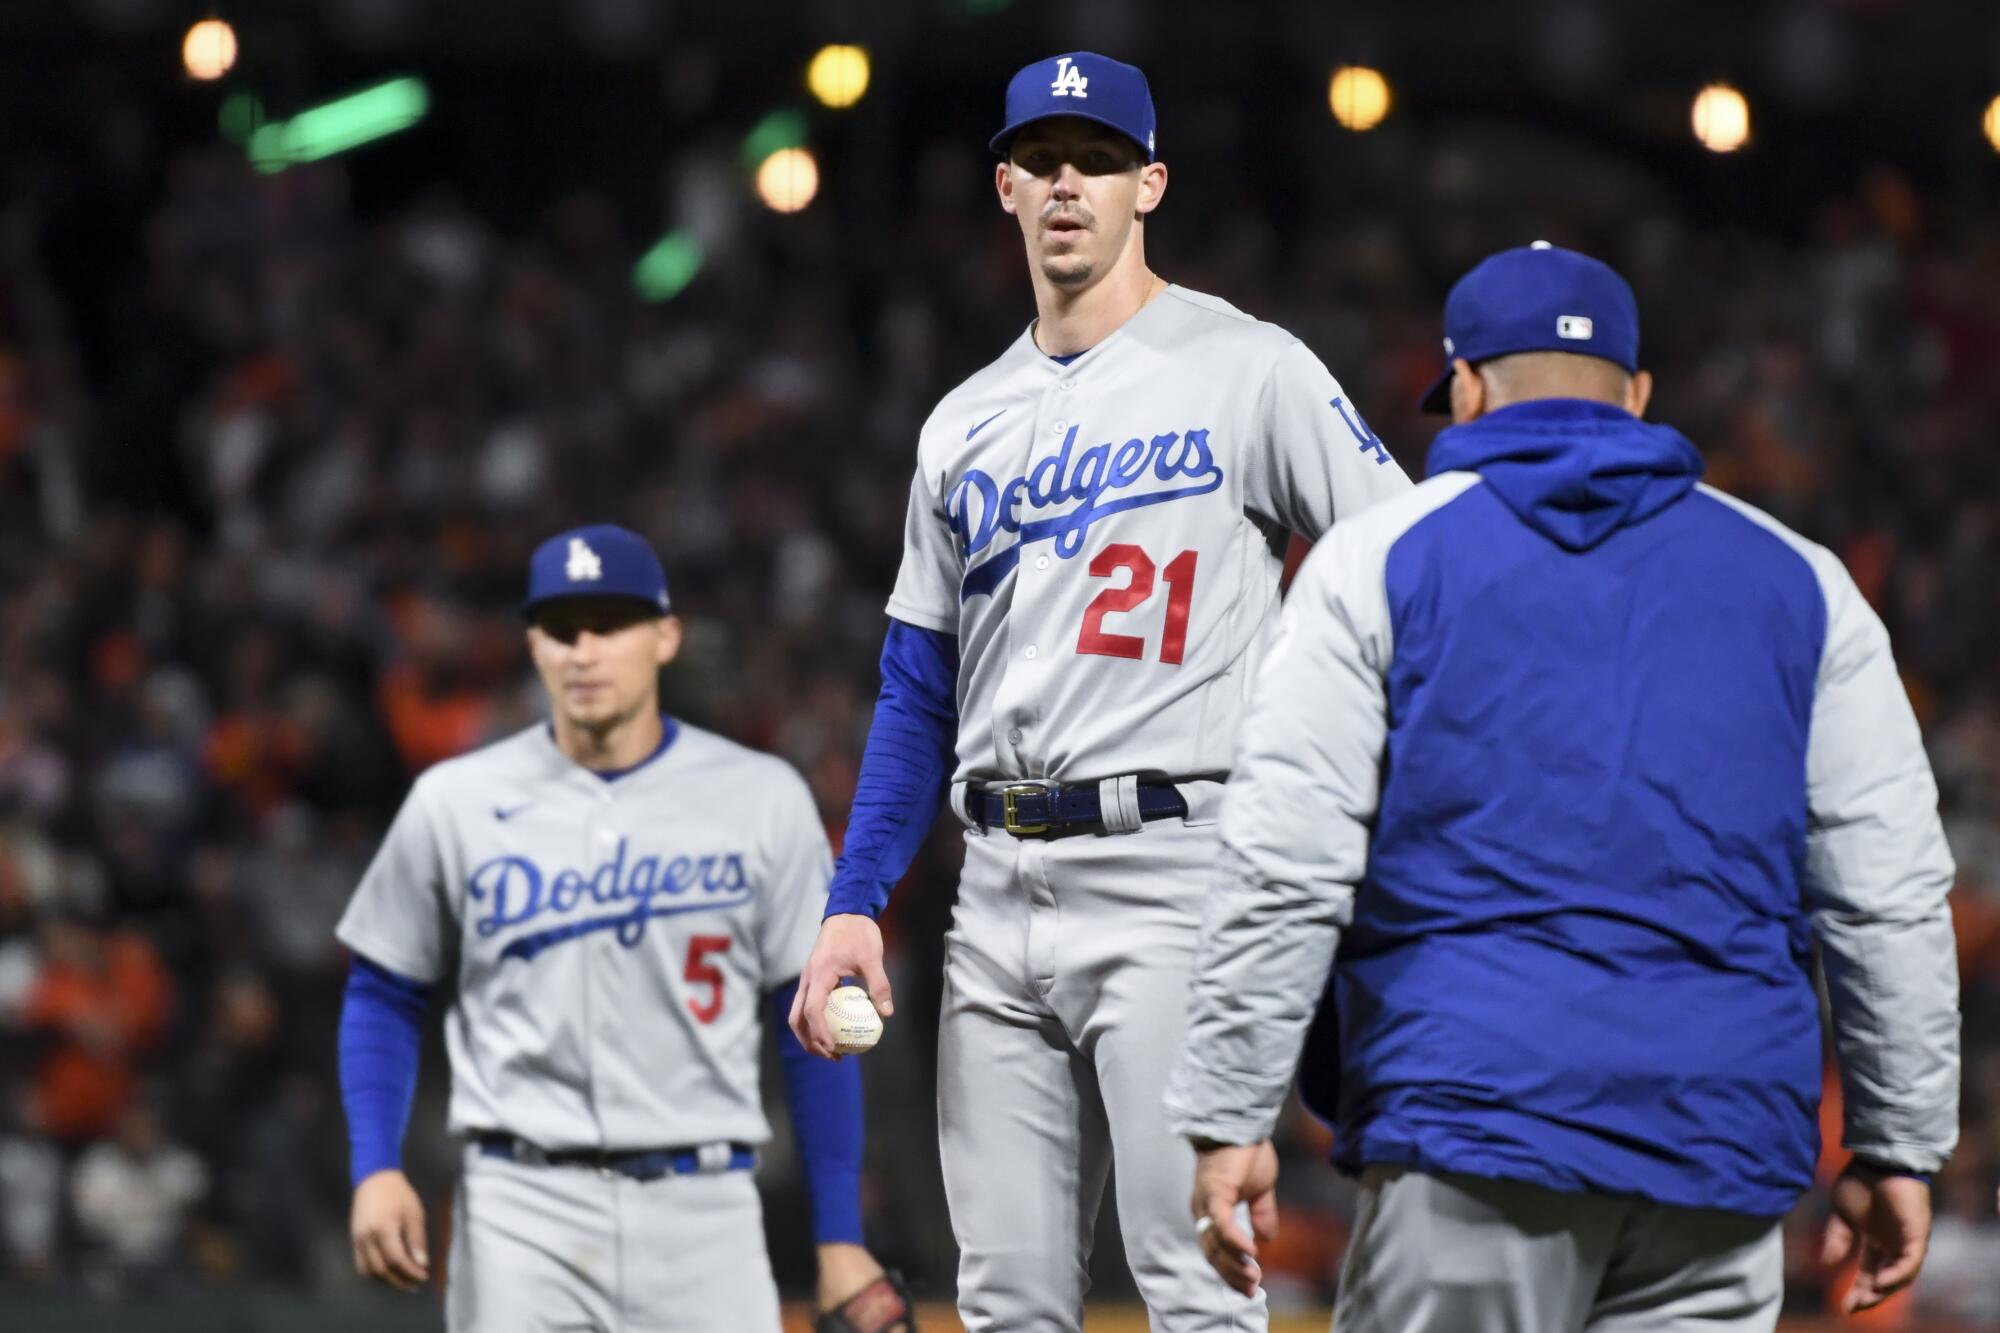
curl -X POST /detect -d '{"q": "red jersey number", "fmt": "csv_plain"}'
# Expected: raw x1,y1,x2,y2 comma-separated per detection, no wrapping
684,935,731,1024
1076,545,1199,665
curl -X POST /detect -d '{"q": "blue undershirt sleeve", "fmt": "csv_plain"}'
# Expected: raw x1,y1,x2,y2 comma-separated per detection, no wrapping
338,954,432,1188
823,619,958,920
771,981,866,1245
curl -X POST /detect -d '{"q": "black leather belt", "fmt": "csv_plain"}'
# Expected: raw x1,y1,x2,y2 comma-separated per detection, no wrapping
474,1133,755,1180
970,781,1189,839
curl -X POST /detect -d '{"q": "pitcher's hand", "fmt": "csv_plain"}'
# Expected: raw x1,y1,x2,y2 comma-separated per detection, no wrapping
789,914,894,1059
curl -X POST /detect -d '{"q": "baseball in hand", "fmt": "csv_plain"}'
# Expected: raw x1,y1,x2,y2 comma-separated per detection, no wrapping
824,985,884,1055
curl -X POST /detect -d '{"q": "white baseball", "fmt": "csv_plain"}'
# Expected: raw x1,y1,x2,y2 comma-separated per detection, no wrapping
824,985,883,1055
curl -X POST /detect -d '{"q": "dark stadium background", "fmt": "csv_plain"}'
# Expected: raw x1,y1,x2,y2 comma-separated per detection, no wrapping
0,0,1993,1328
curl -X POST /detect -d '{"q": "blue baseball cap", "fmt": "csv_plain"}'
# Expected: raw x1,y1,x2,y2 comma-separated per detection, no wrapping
990,52,1156,162
521,524,671,619
1418,242,1642,413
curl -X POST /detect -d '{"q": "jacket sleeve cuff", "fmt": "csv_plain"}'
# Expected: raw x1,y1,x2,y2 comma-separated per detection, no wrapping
1847,1143,1950,1179
1161,1061,1288,1146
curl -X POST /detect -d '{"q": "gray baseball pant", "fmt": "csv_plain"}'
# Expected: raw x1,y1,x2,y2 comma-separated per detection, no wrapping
445,1143,783,1333
1333,1165,1782,1333
937,814,1266,1332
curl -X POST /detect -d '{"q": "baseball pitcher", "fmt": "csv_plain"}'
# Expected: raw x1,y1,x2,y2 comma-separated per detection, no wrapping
788,53,1410,1331
336,524,912,1333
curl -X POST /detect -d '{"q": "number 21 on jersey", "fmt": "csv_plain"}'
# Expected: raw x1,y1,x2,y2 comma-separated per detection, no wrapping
1076,544,1198,664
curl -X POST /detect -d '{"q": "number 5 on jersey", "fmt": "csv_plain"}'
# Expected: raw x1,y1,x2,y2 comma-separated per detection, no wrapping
684,935,731,1024
1076,544,1198,664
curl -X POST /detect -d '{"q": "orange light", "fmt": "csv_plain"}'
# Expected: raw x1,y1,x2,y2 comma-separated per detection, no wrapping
1692,83,1750,153
183,19,238,82
756,147,820,213
1328,66,1391,132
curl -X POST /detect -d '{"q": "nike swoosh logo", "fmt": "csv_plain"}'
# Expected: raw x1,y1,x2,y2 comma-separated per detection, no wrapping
494,802,536,822
966,409,1008,441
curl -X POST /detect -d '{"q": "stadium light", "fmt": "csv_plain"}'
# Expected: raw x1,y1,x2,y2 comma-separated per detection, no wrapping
634,231,703,302
756,148,820,213
1328,66,1391,132
1691,83,1750,153
1984,95,2000,152
183,19,238,81
248,77,430,172
808,45,870,109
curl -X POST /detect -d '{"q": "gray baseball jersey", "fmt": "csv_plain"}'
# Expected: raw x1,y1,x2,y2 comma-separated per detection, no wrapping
335,720,831,1152
898,285,1411,1330
888,284,1411,783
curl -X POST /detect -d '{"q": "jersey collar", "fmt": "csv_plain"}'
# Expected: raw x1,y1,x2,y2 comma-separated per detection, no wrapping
540,715,681,784
1014,282,1180,374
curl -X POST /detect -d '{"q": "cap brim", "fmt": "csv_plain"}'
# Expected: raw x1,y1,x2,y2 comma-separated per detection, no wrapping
1417,364,1454,415
520,591,670,622
990,113,1153,162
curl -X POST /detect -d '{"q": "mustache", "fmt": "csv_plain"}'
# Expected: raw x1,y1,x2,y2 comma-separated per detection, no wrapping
1040,202,1095,229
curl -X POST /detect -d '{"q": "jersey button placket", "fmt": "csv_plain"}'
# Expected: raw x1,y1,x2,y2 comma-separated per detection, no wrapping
994,379,1066,773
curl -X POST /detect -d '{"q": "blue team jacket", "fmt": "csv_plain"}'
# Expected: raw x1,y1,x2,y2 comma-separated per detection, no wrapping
1314,399,1828,1217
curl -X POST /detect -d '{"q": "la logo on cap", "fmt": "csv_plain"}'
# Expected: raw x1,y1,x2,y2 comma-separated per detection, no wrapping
566,537,603,582
1051,56,1089,98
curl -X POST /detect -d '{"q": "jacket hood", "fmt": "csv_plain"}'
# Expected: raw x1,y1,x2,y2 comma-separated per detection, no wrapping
1426,399,1705,552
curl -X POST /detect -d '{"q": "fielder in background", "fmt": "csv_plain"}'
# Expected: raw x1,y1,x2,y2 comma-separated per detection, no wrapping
1166,244,1961,1331
335,524,912,1333
788,51,1409,1331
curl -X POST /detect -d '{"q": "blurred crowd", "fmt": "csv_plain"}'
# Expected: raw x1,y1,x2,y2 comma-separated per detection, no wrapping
0,105,1995,1323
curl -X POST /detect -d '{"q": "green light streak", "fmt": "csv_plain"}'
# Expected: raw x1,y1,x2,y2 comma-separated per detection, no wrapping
739,109,807,173
219,92,265,145
634,231,703,302
249,78,430,171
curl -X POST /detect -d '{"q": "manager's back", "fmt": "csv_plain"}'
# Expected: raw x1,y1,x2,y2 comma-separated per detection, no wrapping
1340,395,1953,1217
1166,243,1959,1333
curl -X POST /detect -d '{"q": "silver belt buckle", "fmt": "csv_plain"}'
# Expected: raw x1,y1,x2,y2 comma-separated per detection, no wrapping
694,1142,734,1174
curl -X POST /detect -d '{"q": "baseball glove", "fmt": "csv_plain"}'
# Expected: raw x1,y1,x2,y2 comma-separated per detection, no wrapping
814,1269,916,1333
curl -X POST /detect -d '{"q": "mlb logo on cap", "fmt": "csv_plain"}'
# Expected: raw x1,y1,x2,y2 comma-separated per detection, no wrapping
991,52,1157,162
522,524,671,618
1418,242,1642,413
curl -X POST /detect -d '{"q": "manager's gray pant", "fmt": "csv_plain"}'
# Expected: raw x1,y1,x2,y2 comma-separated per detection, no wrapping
1334,1166,1782,1333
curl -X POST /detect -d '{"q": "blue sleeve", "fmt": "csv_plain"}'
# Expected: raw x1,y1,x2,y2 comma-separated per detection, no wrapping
823,619,958,920
771,981,866,1245
338,954,432,1188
